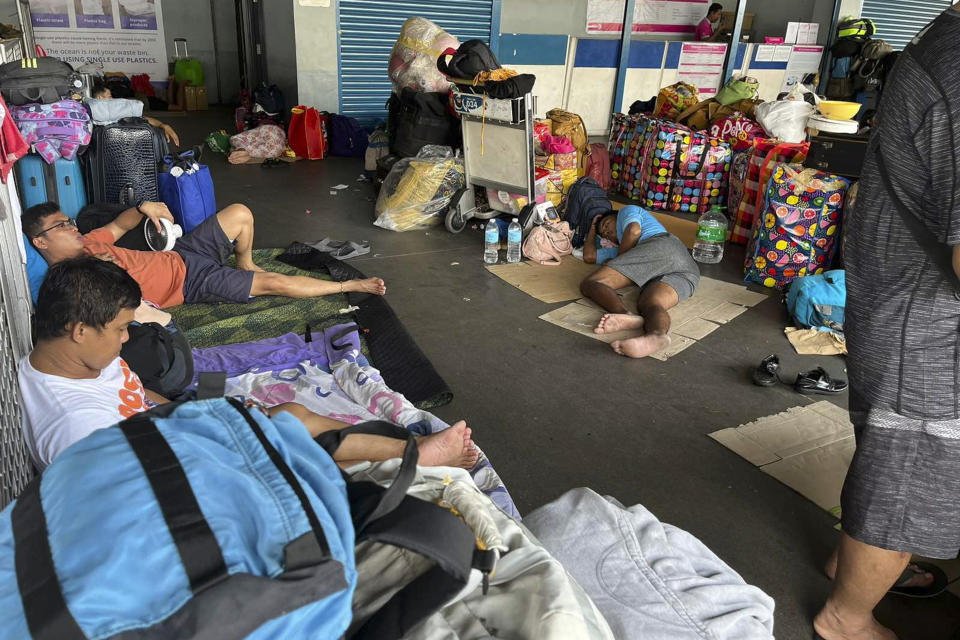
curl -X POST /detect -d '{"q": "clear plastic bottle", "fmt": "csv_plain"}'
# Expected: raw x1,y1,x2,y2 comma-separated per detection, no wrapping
483,219,500,264
506,218,522,263
692,206,728,264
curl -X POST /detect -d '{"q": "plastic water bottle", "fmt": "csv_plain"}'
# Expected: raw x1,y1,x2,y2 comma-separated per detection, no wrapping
692,206,728,264
483,219,499,264
506,218,522,263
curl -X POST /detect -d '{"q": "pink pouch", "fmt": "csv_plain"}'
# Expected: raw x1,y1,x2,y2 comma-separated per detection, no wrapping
542,134,575,154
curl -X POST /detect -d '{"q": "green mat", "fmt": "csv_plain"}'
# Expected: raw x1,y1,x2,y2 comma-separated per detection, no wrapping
169,249,352,349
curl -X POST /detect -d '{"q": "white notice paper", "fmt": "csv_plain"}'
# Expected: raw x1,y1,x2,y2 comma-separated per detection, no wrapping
785,21,800,44
755,45,776,62
803,23,820,44
781,45,824,93
773,46,793,62
676,42,727,97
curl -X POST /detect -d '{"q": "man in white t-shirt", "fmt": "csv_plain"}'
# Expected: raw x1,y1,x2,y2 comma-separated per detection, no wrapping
20,257,478,471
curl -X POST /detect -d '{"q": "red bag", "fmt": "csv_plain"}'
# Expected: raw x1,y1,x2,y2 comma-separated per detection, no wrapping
288,106,326,160
709,113,764,152
585,142,611,191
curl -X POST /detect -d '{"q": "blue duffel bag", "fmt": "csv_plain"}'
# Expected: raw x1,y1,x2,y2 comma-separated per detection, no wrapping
158,149,217,233
0,398,480,639
786,269,846,332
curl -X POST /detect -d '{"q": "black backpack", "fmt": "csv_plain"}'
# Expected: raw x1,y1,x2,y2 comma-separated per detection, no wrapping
437,40,500,79
564,177,612,249
254,83,286,118
77,202,152,251
120,322,194,399
0,57,83,106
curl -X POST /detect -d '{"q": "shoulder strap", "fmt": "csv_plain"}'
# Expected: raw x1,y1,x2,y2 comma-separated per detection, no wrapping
874,149,960,294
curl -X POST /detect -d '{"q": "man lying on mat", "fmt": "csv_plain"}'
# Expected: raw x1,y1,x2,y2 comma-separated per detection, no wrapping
22,200,386,309
581,205,700,359
18,258,475,472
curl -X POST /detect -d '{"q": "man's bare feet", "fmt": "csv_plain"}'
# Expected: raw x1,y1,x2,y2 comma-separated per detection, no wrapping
824,552,935,589
417,421,479,469
347,277,386,296
611,333,671,358
813,603,899,640
237,260,266,273
594,313,644,335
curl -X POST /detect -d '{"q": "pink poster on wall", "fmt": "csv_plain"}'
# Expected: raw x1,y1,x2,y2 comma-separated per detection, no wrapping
586,0,709,35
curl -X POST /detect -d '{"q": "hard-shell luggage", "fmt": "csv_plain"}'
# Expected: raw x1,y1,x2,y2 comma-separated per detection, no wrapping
85,117,166,205
15,154,87,217
0,399,486,640
0,57,83,106
172,38,204,87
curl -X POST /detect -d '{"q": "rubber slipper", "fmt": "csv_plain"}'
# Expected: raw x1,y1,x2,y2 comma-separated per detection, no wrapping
752,354,781,387
330,240,371,260
794,367,848,395
889,561,949,599
311,237,349,252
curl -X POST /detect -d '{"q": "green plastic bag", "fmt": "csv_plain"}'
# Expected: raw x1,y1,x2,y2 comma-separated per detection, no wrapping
716,76,759,107
205,130,231,155
174,58,204,88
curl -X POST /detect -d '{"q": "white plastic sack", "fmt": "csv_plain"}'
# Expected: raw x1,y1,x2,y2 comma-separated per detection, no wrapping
373,146,464,232
388,17,459,93
756,84,818,144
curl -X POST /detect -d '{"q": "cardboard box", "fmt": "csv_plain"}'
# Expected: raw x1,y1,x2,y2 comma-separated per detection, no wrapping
720,12,755,33
184,86,208,111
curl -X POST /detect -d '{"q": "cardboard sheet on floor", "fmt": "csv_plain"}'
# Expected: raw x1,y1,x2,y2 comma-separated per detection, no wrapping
709,401,855,513
539,276,767,361
485,258,598,303
785,327,847,355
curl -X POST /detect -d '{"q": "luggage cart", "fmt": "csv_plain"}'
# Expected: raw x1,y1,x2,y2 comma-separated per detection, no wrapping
444,88,537,233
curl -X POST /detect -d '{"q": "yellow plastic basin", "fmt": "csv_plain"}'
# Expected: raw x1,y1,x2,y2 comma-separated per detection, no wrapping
818,100,861,121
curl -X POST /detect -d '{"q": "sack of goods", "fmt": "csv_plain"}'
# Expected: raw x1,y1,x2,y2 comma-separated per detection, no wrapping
715,75,759,107
158,148,217,233
653,82,700,121
730,139,809,244
374,145,465,231
389,16,459,93
744,164,849,289
546,108,590,171
609,114,657,200
640,121,731,214
755,85,817,144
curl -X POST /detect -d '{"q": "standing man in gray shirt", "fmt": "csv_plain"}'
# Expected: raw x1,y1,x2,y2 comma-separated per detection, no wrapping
816,6,960,640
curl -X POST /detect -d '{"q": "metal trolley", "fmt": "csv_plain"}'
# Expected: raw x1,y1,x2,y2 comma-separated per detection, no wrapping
444,88,537,233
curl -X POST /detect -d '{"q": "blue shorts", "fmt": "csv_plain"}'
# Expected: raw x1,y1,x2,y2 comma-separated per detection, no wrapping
173,215,254,304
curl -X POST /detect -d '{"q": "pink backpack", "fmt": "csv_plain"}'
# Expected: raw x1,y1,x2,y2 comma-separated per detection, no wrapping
522,221,574,266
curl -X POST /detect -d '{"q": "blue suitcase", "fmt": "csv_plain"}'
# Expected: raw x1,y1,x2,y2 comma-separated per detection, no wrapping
15,153,87,218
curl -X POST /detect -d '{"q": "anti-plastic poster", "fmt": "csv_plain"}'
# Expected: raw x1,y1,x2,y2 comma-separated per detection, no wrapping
31,0,167,80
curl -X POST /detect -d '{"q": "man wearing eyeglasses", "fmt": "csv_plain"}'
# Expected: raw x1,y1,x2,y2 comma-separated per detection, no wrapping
21,201,386,309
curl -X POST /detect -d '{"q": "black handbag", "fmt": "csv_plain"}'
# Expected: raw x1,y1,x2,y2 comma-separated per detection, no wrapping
0,57,83,106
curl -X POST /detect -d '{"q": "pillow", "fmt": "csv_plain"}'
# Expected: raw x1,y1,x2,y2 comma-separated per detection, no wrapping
23,233,46,305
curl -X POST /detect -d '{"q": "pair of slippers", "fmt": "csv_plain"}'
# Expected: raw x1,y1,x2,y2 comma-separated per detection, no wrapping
311,237,371,260
752,354,848,395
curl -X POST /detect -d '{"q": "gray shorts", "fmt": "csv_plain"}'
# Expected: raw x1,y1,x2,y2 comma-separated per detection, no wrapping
840,390,960,558
173,215,254,304
606,233,701,302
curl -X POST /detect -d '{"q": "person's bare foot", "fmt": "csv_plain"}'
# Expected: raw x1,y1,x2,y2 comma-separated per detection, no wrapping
813,602,899,640
594,313,644,335
347,277,386,296
611,333,671,358
237,260,266,273
824,552,934,589
417,421,479,469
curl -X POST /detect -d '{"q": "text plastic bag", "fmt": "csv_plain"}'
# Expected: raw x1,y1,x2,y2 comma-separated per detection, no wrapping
374,146,464,232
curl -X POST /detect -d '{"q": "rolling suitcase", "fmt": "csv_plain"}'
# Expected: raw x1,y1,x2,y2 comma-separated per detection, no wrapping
85,117,166,205
15,154,87,217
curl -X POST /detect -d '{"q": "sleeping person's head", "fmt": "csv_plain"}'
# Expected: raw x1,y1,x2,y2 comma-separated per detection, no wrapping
91,79,112,99
596,212,619,244
23,202,86,264
35,257,141,372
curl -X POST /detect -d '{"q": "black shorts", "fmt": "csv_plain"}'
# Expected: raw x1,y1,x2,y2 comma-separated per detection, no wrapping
173,215,254,304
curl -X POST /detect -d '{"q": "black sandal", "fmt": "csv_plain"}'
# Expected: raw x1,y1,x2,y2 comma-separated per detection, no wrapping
889,561,949,599
752,354,781,387
794,367,848,395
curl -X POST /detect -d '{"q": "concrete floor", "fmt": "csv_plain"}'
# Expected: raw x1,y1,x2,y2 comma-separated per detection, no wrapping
168,108,959,640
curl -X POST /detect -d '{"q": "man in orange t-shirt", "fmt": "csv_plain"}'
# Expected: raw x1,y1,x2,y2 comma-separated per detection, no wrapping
23,201,386,308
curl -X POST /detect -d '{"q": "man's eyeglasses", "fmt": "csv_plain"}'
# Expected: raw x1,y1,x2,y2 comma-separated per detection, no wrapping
35,218,77,236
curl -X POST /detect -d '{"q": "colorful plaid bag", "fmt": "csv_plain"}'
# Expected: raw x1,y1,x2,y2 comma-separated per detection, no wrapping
730,139,809,244
608,113,656,200
640,121,692,210
744,164,849,290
